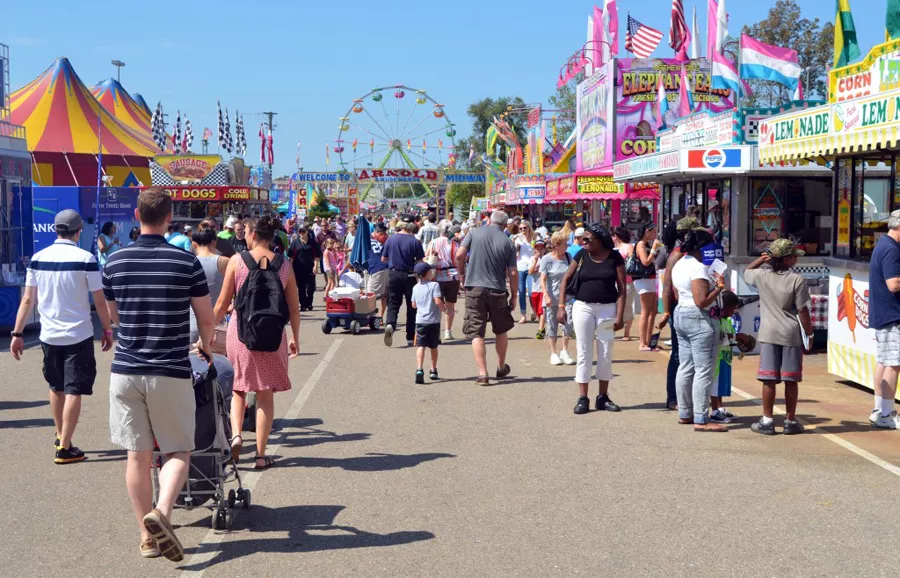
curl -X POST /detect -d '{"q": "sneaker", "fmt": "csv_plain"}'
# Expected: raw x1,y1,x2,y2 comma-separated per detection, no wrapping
783,419,805,435
574,396,590,415
383,324,394,347
559,350,575,365
140,538,161,559
875,411,899,430
596,394,620,412
142,508,184,562
415,370,425,384
663,339,673,347
722,409,735,418
709,409,731,423
535,328,545,340
751,418,777,436
54,436,60,448
550,353,563,366
54,445,86,464
496,363,511,379
444,330,454,341
869,408,880,425
429,369,439,380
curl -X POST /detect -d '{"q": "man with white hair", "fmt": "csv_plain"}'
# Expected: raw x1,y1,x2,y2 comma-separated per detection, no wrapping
456,210,518,385
869,209,900,428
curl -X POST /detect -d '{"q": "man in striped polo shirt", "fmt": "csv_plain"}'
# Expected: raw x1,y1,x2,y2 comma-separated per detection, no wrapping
103,188,215,562
10,209,114,464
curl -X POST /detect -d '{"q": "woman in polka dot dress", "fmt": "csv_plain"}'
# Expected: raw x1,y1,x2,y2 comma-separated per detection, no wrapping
215,215,301,470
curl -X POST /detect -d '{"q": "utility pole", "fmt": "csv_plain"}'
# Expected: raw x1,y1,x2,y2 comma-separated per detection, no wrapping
262,111,277,171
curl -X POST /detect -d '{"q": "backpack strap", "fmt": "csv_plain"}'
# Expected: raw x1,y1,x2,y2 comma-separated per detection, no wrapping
240,251,258,271
271,252,285,271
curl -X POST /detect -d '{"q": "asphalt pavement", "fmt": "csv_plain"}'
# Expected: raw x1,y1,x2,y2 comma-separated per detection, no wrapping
1,294,898,577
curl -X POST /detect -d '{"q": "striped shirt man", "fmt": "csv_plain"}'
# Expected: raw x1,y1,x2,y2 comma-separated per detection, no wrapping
102,235,209,379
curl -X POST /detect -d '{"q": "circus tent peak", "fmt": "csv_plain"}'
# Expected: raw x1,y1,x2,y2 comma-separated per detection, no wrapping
10,57,161,157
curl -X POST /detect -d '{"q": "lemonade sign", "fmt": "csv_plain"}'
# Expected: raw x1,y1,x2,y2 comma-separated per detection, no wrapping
761,109,830,145
833,93,900,134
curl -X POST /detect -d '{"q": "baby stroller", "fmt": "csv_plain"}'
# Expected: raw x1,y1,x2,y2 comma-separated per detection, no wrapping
151,355,250,530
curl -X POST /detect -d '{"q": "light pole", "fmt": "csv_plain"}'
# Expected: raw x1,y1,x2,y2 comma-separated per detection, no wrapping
111,60,125,82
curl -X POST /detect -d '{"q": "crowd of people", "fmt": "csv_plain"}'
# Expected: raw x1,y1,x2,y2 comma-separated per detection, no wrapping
13,186,900,563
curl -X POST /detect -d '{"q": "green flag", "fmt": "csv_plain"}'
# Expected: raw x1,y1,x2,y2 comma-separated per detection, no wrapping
888,0,900,41
834,0,861,68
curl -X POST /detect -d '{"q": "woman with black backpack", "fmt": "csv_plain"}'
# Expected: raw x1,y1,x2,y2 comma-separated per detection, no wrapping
214,215,301,470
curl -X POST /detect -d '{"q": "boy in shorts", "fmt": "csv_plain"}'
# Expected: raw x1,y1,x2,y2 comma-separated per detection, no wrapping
743,239,813,435
411,262,445,384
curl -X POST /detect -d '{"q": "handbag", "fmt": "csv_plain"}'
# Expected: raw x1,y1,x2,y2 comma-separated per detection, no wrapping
625,243,656,279
565,252,584,297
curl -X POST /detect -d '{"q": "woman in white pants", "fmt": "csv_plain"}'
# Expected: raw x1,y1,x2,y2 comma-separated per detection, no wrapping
559,224,627,415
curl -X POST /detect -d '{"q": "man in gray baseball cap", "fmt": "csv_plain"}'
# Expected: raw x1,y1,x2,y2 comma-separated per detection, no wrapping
10,208,113,465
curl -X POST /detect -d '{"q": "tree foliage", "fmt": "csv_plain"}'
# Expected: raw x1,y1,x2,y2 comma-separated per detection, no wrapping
740,0,834,107
452,96,529,171
308,193,337,220
447,183,482,212
547,71,583,140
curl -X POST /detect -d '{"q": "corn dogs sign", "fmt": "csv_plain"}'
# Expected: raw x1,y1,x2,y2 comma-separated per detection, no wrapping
835,273,869,341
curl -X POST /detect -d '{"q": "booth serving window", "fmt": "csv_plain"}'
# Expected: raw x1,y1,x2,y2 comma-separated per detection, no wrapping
835,155,895,259
748,177,832,256
662,179,732,254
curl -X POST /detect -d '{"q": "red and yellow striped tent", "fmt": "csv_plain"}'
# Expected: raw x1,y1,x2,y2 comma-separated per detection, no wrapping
10,57,159,185
90,78,153,138
11,57,160,157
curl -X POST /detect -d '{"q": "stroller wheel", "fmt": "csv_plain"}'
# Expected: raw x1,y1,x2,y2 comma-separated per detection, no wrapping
211,507,223,530
225,509,234,530
228,489,236,509
241,489,252,509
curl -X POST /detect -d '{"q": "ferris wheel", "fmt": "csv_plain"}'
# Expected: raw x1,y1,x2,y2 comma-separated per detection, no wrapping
336,85,457,200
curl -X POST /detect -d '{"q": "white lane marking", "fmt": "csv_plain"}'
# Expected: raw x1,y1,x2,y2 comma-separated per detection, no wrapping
180,338,344,577
658,349,900,478
730,385,900,477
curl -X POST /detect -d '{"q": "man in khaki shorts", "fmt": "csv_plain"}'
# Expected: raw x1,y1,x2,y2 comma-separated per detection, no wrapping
456,210,518,385
103,188,215,561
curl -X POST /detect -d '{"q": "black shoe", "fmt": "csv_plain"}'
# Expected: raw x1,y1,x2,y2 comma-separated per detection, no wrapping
596,394,620,412
496,364,511,379
54,436,60,448
415,370,425,385
783,419,805,435
55,445,86,464
429,369,439,380
574,396,590,415
751,419,777,436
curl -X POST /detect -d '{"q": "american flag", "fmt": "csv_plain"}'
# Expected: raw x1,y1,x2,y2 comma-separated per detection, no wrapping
172,111,182,154
217,101,226,150
625,14,663,58
183,116,193,153
223,108,233,153
669,0,689,54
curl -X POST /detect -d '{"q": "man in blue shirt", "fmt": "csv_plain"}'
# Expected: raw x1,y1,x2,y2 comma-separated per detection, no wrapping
567,227,585,260
381,220,425,347
869,210,900,429
166,222,192,252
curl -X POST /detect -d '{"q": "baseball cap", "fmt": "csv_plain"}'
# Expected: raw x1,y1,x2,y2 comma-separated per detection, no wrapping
225,216,237,228
373,223,388,233
54,209,83,233
737,334,757,353
574,227,585,238
414,262,432,277
767,238,805,258
533,235,546,246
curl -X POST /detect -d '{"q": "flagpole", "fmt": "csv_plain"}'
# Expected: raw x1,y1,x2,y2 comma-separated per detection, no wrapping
93,106,103,257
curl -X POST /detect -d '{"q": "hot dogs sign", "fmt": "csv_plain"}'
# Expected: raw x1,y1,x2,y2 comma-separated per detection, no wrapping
835,273,870,342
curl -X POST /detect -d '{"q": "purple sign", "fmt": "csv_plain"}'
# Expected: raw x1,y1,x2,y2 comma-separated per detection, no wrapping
576,61,615,172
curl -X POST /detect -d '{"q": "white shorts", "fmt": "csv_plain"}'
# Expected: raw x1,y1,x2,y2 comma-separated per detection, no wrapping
110,373,195,453
632,277,658,295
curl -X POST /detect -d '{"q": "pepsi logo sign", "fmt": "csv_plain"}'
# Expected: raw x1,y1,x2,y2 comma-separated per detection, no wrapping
703,149,725,169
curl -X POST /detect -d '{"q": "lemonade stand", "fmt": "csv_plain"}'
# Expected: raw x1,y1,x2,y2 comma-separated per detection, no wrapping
759,39,900,390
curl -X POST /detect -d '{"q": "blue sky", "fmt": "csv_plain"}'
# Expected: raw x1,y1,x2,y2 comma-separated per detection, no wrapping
4,0,891,175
